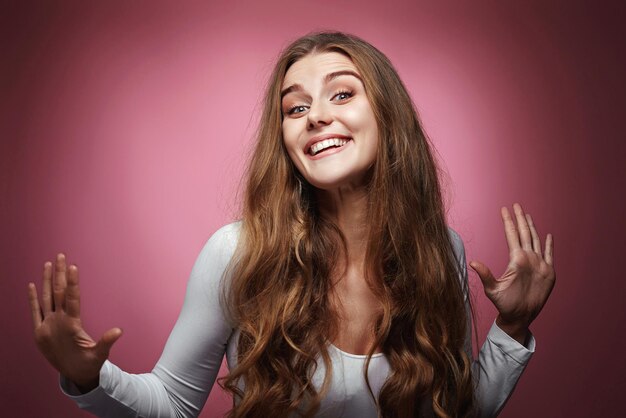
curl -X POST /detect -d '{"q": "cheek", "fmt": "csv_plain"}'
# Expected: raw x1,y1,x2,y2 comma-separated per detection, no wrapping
281,125,296,152
352,106,379,152
282,119,300,141
363,123,379,163
362,107,379,154
281,125,304,167
345,101,377,131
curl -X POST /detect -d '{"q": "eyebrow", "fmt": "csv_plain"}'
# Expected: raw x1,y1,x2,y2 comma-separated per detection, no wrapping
280,70,363,100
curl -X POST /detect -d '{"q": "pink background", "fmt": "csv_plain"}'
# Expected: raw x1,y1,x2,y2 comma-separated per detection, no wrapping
2,1,625,417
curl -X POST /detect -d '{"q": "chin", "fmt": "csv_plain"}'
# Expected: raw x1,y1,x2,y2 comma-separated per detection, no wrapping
303,169,372,192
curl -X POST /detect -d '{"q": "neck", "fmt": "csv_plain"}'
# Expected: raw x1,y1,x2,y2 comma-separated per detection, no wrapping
316,185,369,268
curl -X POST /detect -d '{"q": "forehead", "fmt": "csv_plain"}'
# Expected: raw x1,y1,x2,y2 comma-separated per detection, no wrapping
282,52,358,87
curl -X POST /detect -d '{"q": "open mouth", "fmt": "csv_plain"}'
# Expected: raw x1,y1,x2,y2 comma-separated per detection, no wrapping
308,138,352,156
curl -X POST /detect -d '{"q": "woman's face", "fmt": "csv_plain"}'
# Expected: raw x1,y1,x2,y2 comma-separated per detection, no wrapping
281,52,378,191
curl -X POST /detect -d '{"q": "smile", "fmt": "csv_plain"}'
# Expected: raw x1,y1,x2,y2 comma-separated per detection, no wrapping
306,138,353,160
308,138,351,156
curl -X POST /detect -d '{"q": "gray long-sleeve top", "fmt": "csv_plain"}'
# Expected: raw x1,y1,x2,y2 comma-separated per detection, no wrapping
60,222,535,417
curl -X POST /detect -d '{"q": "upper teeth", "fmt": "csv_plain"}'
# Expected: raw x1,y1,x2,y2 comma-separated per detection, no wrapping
310,138,349,155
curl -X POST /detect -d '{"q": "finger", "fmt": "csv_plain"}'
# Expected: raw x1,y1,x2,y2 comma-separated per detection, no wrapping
513,203,532,251
469,261,497,289
65,264,81,318
27,283,43,328
42,261,53,315
545,233,554,265
501,206,521,252
53,253,67,312
525,213,542,256
95,328,123,360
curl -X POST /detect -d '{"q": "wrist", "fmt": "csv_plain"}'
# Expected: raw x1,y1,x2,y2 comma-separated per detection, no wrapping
73,377,99,394
496,315,530,345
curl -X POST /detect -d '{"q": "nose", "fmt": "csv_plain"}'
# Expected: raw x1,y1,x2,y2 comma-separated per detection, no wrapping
307,100,332,130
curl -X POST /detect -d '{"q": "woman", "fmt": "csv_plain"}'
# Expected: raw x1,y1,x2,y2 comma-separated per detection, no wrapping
27,31,555,418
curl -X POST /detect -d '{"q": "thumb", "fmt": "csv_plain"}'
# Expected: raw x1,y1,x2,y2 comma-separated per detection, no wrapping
469,261,497,289
95,327,123,360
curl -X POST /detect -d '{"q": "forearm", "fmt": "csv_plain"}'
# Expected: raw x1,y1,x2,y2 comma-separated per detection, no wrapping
60,361,179,418
472,321,535,418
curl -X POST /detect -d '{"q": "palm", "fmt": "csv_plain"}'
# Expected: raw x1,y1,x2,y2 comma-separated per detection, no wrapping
28,254,122,389
472,204,556,330
36,311,100,380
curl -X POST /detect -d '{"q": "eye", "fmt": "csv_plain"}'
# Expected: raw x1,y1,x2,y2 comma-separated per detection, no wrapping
287,105,308,115
332,90,353,102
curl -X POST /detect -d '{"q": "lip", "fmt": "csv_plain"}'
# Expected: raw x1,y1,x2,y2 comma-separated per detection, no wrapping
307,138,353,160
303,133,352,155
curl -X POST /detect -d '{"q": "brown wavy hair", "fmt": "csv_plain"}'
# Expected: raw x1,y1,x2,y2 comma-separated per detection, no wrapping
219,31,476,418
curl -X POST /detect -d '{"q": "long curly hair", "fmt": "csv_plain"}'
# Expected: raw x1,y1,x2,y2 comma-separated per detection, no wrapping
219,31,476,418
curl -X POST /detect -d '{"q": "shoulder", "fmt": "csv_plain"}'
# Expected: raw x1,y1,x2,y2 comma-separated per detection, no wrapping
446,226,466,259
206,221,242,249
446,226,469,301
190,221,242,279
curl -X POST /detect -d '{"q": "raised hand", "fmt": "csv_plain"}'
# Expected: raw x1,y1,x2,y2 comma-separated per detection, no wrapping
27,253,123,392
469,203,556,343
